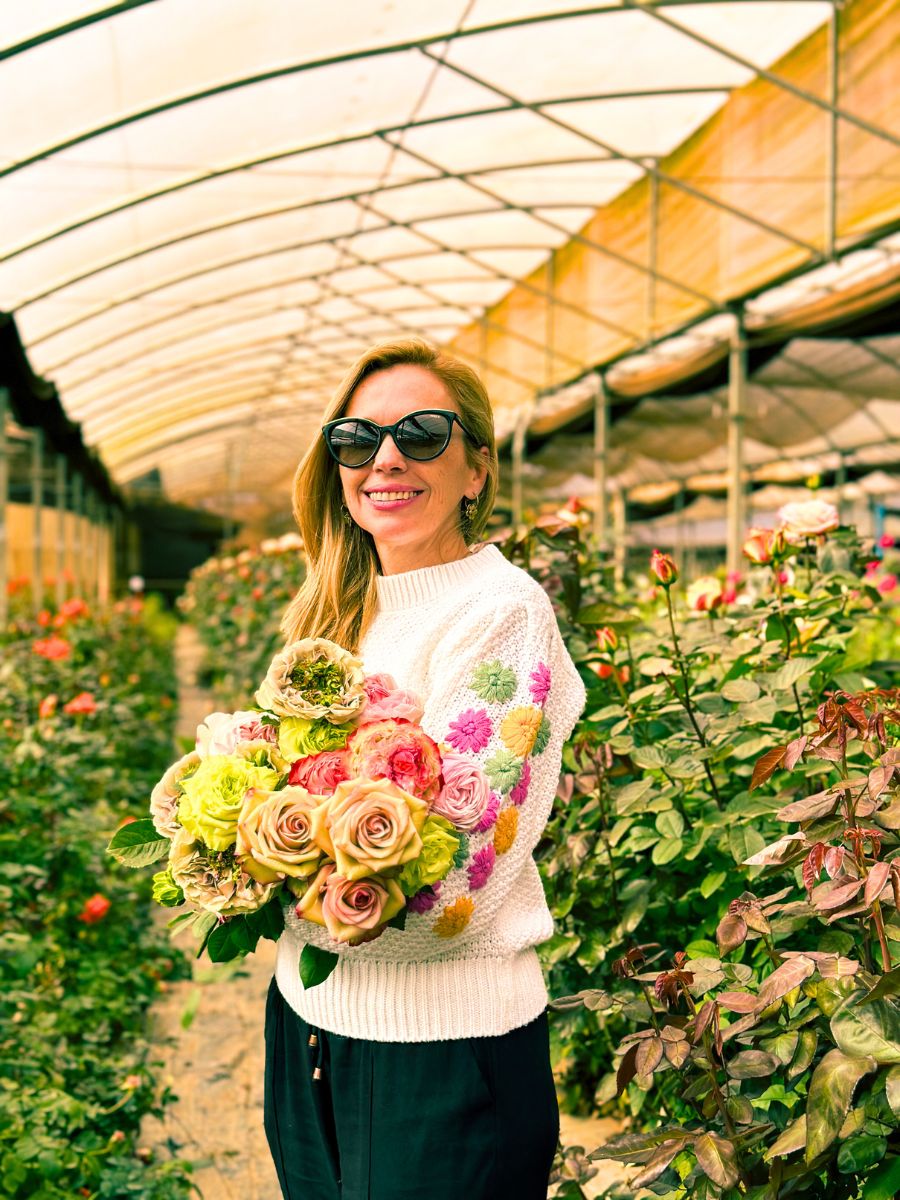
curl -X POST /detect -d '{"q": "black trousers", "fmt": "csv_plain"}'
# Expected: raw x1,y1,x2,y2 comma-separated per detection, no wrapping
263,977,559,1200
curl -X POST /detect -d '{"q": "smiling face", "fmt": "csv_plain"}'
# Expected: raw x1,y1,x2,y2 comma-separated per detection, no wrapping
339,364,488,575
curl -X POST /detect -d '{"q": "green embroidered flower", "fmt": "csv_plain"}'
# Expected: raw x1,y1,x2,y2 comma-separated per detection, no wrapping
484,749,523,794
469,660,517,704
533,713,551,755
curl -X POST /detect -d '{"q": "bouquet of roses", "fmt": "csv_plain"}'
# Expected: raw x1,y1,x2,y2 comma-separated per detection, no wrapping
108,638,491,986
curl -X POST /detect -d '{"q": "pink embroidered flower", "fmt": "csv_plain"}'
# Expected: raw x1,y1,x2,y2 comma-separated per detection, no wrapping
467,844,496,890
474,791,500,833
431,751,493,831
288,750,349,794
510,759,531,806
364,689,424,724
446,708,492,753
346,719,443,803
529,663,551,705
408,881,442,913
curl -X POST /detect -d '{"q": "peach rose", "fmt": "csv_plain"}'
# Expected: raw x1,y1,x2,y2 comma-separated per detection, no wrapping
235,786,324,883
288,750,349,794
778,500,839,540
310,776,427,881
150,750,200,838
321,873,405,944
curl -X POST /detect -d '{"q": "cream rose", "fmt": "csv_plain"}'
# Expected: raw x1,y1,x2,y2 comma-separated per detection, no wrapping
310,776,427,881
255,638,367,724
150,750,200,838
778,500,839,540
168,828,279,916
196,710,277,757
235,785,324,883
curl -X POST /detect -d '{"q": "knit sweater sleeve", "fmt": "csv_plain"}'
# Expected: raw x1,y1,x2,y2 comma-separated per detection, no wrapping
410,588,586,948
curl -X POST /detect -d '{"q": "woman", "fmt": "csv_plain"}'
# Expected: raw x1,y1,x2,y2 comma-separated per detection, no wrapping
264,338,586,1200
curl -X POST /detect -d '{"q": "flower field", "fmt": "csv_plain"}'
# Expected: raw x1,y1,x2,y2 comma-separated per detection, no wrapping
0,594,196,1199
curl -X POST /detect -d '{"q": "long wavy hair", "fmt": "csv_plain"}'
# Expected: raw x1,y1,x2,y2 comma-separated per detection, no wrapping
280,338,499,651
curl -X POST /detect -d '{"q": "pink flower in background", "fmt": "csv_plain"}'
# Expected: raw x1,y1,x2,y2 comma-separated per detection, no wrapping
446,708,492,753
529,662,551,705
78,894,111,924
474,792,501,833
878,574,897,595
408,881,442,913
510,759,531,806
432,751,492,831
346,719,443,804
865,560,881,576
364,689,424,724
288,750,349,794
879,534,895,549
467,844,496,890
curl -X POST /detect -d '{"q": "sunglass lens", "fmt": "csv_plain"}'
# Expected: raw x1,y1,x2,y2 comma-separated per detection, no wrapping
328,420,380,466
396,412,452,459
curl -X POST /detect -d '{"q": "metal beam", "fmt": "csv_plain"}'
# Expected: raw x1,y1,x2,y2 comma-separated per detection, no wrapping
31,427,44,615
0,1,157,61
825,1,840,259
593,373,609,547
727,311,747,574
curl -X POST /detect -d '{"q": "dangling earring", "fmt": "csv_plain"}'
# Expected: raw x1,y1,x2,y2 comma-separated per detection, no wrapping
463,496,478,524
340,502,352,525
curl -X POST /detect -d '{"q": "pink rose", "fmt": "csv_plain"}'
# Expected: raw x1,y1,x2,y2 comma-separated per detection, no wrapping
363,674,397,703
346,719,443,803
321,872,406,944
431,751,492,832
288,750,349,794
196,710,276,758
363,689,425,724
778,500,839,540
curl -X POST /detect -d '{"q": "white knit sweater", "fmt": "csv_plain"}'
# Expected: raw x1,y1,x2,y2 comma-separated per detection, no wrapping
274,543,586,1042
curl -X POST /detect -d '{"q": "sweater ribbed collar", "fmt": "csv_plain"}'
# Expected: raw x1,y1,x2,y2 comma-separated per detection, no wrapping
375,543,506,611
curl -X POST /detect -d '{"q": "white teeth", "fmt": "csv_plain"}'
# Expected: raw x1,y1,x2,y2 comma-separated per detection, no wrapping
367,491,419,501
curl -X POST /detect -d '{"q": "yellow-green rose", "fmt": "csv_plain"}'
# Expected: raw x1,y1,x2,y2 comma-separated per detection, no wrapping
151,866,184,907
177,755,278,850
235,785,324,883
398,815,460,896
310,776,428,881
278,717,349,763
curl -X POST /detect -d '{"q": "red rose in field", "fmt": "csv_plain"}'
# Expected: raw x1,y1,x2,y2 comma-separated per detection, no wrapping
78,894,111,924
37,609,52,627
64,692,97,715
60,597,90,621
32,635,71,660
596,626,618,652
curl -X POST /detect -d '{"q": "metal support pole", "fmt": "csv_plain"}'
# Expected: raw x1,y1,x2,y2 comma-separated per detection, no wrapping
647,158,659,341
31,427,44,616
98,502,110,604
511,401,533,529
86,492,97,601
592,373,608,548
72,474,84,598
835,454,847,522
612,487,627,589
0,389,8,627
825,2,840,260
674,485,686,566
55,454,67,609
727,311,747,575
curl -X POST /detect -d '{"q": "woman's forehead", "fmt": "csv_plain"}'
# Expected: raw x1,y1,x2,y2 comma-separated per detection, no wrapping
345,364,457,420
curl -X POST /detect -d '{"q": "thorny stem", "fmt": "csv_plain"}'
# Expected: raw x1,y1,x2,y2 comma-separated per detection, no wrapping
662,592,723,808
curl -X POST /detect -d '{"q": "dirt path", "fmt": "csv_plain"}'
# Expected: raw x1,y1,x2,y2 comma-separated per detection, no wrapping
142,623,627,1199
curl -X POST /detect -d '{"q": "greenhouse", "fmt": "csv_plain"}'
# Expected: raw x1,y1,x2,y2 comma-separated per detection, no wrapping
2,2,899,1198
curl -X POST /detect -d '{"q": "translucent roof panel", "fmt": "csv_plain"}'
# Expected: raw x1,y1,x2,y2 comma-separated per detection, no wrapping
0,0,859,517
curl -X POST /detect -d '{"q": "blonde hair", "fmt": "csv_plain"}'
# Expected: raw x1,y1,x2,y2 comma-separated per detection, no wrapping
281,338,499,651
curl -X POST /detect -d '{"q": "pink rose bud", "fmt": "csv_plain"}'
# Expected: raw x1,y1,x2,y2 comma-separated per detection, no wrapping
650,550,678,587
742,528,773,565
596,626,618,653
78,894,111,924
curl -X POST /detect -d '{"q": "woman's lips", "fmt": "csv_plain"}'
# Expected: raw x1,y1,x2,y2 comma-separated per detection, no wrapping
363,489,423,511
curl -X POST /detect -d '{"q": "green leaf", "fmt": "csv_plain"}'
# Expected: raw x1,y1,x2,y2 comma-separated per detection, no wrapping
651,836,683,866
207,916,257,962
859,965,900,1006
631,745,666,770
387,906,407,931
655,810,684,839
246,898,285,943
638,656,677,677
700,871,726,899
765,1115,806,1159
299,944,339,989
106,818,169,867
768,656,818,691
837,1134,886,1174
831,995,900,1064
729,825,766,865
722,679,760,703
726,1050,781,1079
805,1049,877,1162
885,1065,900,1119
862,1155,900,1199
694,1131,739,1189
615,778,654,815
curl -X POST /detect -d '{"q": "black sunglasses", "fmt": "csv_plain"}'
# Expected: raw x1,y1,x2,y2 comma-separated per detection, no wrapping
321,408,477,468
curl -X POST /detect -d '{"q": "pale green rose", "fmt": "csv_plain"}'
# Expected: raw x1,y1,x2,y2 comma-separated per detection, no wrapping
177,754,278,851
151,866,184,908
277,717,349,763
168,828,279,916
398,815,460,896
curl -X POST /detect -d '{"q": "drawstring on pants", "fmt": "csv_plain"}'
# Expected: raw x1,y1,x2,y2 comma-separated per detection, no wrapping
308,1026,324,1081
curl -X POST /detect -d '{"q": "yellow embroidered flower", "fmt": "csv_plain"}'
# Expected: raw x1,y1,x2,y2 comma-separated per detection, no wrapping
494,806,518,855
499,705,542,756
433,896,475,938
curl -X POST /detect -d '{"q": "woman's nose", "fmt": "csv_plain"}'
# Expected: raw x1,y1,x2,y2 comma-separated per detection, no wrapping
369,431,407,472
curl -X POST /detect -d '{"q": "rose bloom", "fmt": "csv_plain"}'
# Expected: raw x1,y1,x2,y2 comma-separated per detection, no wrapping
363,688,425,724
431,751,493,831
363,673,396,704
177,754,279,851
346,719,443,803
38,694,58,719
150,750,201,839
32,635,71,660
195,710,276,758
742,527,774,564
296,863,405,945
650,549,678,586
288,749,349,793
78,894,111,924
255,638,367,724
169,828,280,916
778,499,839,540
686,575,725,612
235,785,324,882
64,692,97,715
310,776,428,881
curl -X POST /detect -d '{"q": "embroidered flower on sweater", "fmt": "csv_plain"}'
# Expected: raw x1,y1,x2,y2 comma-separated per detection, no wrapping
407,881,441,913
532,713,551,755
499,705,542,757
445,707,493,753
529,662,552,705
467,844,496,890
474,791,501,832
509,758,530,806
484,748,523,794
469,660,517,704
493,807,518,855
433,895,475,937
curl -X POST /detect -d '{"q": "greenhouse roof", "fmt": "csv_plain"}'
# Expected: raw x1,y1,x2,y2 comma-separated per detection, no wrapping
1,1,898,523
